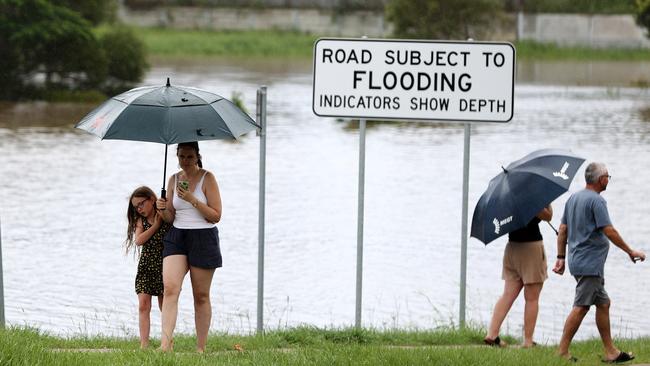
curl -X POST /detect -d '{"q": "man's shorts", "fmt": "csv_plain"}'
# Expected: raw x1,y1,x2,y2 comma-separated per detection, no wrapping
163,226,222,269
573,276,609,307
502,240,548,285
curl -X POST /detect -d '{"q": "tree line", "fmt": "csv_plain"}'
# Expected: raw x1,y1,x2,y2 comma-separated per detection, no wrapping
1,0,648,101
0,0,147,101
388,0,650,45
123,0,636,14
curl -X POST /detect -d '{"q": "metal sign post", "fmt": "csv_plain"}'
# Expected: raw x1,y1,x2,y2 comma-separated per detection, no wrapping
312,38,515,328
459,123,471,327
355,118,366,328
256,86,267,333
0,217,4,327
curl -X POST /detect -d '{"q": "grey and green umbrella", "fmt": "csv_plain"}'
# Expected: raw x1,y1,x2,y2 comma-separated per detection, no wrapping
75,78,259,198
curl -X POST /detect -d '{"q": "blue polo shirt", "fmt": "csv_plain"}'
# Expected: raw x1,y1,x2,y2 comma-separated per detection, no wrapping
561,189,612,276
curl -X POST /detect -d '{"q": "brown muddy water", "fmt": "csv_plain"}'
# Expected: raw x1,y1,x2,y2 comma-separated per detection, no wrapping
1,58,650,344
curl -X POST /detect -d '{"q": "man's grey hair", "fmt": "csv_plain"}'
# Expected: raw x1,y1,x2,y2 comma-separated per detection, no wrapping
585,162,607,184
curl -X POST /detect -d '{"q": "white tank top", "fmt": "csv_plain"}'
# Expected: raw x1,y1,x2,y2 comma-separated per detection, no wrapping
172,172,215,229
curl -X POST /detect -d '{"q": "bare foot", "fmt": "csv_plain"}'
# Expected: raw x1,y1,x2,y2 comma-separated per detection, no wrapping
521,341,537,349
159,338,174,352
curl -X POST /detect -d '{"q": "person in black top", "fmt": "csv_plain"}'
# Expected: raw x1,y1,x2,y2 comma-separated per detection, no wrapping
484,205,552,348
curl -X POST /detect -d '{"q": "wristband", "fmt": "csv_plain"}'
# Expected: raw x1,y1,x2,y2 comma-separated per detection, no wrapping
557,255,566,259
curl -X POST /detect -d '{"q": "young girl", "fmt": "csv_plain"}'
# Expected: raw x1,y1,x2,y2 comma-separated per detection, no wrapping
125,186,170,349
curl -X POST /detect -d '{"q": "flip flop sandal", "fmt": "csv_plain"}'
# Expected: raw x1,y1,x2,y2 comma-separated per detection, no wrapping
602,351,634,363
483,336,506,347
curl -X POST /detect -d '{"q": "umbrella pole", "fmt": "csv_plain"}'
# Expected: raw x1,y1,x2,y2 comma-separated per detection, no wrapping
161,144,168,199
547,221,559,235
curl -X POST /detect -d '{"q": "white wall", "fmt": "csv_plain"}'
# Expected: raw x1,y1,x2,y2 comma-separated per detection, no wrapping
117,5,650,49
518,13,650,48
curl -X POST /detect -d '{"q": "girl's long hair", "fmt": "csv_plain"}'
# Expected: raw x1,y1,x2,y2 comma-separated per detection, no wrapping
125,186,157,256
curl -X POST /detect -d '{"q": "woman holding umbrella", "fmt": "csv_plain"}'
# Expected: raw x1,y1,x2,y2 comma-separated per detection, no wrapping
484,205,552,348
156,141,222,353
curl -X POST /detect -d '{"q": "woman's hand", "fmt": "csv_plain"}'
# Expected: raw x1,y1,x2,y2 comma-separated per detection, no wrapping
177,185,197,205
537,204,553,221
156,198,167,211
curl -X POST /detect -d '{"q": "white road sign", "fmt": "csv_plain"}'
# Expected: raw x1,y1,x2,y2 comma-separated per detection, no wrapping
312,38,515,122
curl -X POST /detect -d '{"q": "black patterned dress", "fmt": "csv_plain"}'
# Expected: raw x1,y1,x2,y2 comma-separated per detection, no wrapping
135,218,170,296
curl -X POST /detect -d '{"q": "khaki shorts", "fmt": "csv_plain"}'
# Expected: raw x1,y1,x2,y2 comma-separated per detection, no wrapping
502,240,548,285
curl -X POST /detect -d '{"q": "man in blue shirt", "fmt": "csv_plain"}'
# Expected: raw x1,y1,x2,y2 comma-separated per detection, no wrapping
553,162,645,363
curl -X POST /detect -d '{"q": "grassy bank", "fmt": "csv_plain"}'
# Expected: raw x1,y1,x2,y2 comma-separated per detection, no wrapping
127,27,650,61
134,28,318,57
515,40,650,61
2,325,650,365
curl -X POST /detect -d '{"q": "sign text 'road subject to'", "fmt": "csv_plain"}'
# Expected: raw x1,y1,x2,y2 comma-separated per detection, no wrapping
312,38,515,122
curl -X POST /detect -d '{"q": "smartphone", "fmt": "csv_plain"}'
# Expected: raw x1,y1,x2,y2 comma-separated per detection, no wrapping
179,180,189,190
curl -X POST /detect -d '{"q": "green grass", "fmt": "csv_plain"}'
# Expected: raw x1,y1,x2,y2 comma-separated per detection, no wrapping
515,40,650,61
2,325,650,365
133,27,318,57
124,26,650,61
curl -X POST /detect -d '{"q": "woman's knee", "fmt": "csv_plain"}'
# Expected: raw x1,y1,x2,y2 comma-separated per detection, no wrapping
193,290,211,306
503,280,523,298
523,283,543,301
163,282,182,298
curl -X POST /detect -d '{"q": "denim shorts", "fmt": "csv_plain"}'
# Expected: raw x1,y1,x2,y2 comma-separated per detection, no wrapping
163,226,222,269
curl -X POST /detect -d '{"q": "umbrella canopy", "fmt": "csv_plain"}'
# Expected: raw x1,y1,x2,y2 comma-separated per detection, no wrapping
76,78,259,144
470,148,585,245
75,78,260,197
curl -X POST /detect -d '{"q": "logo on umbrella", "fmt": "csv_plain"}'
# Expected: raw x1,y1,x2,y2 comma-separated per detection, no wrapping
493,215,513,234
553,161,570,180
90,114,108,131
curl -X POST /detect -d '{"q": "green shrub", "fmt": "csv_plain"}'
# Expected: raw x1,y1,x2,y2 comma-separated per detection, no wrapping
0,0,108,98
637,0,650,36
52,0,117,25
100,27,149,92
386,0,504,40
0,1,148,100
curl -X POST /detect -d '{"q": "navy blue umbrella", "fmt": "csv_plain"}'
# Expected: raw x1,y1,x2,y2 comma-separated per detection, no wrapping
471,149,585,245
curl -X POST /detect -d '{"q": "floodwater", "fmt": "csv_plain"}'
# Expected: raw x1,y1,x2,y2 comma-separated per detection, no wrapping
1,58,650,345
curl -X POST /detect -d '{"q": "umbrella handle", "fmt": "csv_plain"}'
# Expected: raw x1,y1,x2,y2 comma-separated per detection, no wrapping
547,221,559,235
161,144,168,200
